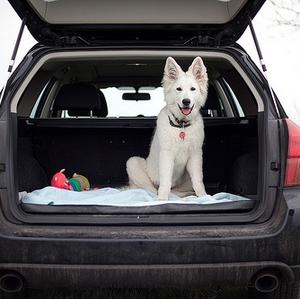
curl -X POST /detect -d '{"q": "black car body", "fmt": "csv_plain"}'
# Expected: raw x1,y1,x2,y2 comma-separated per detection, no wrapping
0,0,300,298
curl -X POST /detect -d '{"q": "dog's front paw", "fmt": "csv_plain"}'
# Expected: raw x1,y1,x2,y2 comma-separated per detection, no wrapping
195,187,207,197
158,189,169,201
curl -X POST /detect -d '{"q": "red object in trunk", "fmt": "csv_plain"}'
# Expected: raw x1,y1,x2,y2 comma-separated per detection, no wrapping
51,169,72,190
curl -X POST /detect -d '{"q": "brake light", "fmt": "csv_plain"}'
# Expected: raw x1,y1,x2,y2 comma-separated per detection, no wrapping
285,119,300,187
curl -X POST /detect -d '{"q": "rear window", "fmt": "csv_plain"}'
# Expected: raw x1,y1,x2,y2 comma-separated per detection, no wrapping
102,86,164,117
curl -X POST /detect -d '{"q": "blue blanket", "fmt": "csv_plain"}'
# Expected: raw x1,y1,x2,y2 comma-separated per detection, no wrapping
21,187,249,206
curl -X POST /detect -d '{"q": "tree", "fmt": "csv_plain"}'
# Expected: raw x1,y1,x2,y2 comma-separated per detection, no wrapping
269,0,300,27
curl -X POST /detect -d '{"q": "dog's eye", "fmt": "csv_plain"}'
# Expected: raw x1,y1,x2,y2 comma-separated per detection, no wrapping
176,87,182,91
191,87,196,91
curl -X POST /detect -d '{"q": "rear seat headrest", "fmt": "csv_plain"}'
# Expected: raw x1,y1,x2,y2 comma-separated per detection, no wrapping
53,83,108,117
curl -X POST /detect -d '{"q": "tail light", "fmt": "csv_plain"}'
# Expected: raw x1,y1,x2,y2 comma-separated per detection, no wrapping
284,119,300,187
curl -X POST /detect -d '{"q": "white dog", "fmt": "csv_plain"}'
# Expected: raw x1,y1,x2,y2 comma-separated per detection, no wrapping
126,56,208,200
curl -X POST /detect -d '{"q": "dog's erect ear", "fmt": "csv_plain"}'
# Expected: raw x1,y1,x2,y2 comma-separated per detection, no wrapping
163,57,182,82
188,57,207,82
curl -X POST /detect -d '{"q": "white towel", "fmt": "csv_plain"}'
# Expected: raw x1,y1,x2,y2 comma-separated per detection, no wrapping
21,187,249,207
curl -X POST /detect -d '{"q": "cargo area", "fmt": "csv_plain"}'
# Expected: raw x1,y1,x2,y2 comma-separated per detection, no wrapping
14,51,261,214
17,118,258,197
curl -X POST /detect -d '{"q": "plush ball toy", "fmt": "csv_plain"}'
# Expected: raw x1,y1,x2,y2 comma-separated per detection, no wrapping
72,173,90,191
51,169,72,190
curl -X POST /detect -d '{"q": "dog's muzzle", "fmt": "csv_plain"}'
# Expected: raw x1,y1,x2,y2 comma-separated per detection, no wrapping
178,104,194,116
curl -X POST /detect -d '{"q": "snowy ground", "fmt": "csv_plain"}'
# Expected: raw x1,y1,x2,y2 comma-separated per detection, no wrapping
0,1,299,123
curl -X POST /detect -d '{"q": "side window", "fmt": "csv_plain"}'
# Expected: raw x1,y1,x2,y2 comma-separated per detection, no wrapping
30,83,49,118
30,78,57,118
220,78,245,117
222,70,258,116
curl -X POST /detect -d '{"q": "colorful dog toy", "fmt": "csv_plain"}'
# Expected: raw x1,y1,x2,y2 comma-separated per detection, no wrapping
51,170,90,191
51,169,72,190
71,173,90,191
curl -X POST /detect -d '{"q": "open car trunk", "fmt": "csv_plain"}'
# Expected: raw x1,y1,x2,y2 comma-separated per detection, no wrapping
13,50,261,218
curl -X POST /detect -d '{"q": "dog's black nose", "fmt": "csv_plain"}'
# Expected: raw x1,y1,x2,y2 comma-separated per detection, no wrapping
182,99,191,106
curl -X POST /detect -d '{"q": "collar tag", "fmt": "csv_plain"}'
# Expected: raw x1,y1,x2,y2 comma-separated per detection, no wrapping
179,131,185,140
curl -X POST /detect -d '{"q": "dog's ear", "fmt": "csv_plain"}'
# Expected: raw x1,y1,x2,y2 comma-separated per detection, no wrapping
163,57,182,82
188,57,207,82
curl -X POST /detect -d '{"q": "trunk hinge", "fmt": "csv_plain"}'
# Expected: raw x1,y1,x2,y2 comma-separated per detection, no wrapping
183,35,216,47
248,16,280,118
60,36,91,47
0,16,26,105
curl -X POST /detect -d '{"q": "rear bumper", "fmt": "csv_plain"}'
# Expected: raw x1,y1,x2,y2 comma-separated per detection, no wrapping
0,261,294,289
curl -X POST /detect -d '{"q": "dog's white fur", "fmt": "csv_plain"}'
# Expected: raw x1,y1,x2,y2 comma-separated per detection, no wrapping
126,57,208,200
